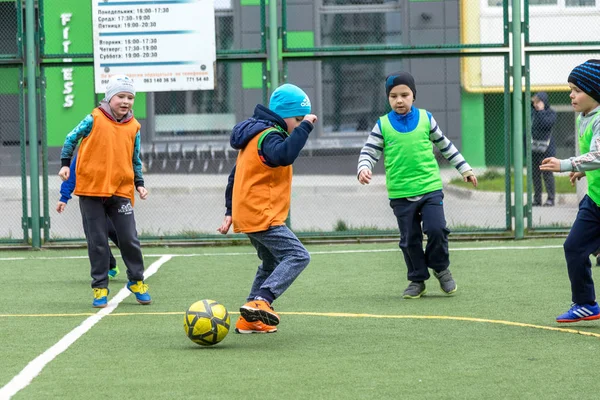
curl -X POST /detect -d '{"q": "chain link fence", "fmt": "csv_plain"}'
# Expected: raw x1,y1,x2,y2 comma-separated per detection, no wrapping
2,0,600,245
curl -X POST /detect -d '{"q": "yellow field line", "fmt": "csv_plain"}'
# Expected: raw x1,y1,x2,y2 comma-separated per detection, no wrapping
2,311,599,338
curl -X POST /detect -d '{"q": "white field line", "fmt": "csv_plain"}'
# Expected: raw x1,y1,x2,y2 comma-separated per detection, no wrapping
0,244,564,262
0,255,173,400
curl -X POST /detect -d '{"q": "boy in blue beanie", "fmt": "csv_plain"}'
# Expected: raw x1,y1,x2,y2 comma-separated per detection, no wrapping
540,59,600,323
357,71,478,299
217,83,318,333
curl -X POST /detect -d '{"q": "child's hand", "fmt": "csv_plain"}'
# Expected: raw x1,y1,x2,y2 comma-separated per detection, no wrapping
462,170,478,188
540,157,561,172
303,114,318,124
569,171,585,186
137,186,148,200
217,216,232,234
465,175,478,187
58,166,70,181
56,201,67,213
358,169,372,185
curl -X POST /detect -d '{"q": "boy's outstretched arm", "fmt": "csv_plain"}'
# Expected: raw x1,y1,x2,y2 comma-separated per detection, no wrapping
132,132,145,188
131,132,148,199
59,115,93,181
59,155,77,205
357,121,384,184
261,120,314,166
217,165,236,234
545,118,600,173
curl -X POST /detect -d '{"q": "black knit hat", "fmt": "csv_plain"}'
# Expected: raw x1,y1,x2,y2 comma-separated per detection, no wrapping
568,60,600,104
385,71,416,99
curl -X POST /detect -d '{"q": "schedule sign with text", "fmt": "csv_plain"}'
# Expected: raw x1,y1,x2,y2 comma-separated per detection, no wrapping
92,0,216,93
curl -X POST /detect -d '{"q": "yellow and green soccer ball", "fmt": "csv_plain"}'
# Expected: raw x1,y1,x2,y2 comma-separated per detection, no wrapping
183,299,230,346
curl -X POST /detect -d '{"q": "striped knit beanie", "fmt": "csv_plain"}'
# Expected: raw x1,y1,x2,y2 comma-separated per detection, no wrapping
568,60,600,104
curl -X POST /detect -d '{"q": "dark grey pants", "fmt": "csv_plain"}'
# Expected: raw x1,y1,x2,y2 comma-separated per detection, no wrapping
79,195,144,288
80,203,120,269
246,225,311,302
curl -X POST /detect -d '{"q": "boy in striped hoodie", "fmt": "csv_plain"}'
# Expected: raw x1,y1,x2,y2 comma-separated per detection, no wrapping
357,71,478,299
58,75,150,308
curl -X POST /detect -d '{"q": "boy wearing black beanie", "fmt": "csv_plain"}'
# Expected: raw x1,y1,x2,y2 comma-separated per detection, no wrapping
357,71,478,299
540,59,600,322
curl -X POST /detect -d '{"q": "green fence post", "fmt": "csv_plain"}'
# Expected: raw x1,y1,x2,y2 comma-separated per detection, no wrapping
268,0,279,87
511,0,524,239
25,0,41,247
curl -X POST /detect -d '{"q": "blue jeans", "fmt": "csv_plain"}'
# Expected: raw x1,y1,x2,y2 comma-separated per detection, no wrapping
564,195,600,305
246,225,310,302
390,190,450,282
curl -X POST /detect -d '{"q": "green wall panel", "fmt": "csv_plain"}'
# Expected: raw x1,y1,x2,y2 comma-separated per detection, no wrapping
460,91,486,168
44,65,96,147
0,67,19,94
242,62,263,89
41,0,92,55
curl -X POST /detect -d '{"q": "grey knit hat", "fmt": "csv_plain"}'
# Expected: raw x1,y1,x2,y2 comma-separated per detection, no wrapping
104,75,136,101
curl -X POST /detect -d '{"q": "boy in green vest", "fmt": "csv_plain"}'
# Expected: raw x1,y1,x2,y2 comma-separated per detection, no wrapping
540,59,600,323
357,71,478,299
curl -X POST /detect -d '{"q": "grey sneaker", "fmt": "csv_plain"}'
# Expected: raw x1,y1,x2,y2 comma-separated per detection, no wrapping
402,281,426,299
433,269,457,295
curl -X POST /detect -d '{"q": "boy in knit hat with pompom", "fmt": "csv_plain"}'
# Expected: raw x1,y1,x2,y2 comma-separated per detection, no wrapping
217,83,318,333
540,60,600,323
58,74,151,308
357,71,478,300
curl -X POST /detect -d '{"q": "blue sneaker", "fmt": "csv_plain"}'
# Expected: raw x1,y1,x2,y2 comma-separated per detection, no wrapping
127,280,152,305
92,288,109,308
108,265,120,280
556,303,600,323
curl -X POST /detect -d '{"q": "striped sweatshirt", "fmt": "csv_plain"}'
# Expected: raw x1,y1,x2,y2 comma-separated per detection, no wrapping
357,106,472,198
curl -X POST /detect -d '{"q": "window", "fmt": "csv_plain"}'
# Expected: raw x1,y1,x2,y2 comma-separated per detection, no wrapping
0,1,18,55
566,0,595,6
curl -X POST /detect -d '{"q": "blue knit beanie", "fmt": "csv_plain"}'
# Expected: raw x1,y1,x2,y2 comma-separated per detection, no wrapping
568,60,600,104
269,84,311,118
385,71,416,99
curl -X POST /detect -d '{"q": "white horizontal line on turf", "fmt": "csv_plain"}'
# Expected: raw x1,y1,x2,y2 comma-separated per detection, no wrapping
0,245,564,262
0,255,173,400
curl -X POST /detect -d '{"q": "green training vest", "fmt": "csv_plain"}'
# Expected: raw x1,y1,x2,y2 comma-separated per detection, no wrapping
379,109,443,198
577,113,600,206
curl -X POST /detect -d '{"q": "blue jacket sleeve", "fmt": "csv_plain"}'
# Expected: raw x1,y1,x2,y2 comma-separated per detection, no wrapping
261,121,313,166
132,131,144,187
60,114,94,167
224,165,236,216
59,155,77,203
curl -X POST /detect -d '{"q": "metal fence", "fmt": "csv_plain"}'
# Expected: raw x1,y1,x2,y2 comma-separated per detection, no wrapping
1,0,600,247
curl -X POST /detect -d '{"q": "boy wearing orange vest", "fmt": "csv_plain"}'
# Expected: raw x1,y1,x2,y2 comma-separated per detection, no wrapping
58,75,151,308
217,83,318,333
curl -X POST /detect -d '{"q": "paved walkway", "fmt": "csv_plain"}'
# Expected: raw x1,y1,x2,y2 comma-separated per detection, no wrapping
0,170,579,240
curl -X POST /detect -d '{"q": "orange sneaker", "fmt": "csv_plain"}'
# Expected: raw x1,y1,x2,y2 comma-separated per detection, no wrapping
240,300,280,326
235,316,278,334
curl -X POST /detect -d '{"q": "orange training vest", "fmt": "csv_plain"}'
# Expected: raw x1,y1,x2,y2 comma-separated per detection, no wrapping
232,130,292,233
74,108,141,205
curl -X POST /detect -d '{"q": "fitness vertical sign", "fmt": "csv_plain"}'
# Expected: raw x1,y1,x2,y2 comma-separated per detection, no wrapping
91,0,216,93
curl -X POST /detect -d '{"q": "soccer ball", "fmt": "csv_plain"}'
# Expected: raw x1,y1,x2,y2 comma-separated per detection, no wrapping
183,299,230,346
